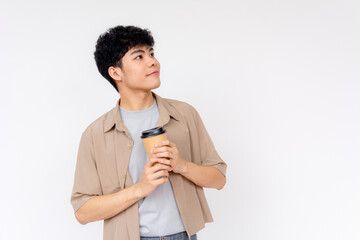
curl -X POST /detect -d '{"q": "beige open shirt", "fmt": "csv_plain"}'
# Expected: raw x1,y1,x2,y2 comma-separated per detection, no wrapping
70,91,227,240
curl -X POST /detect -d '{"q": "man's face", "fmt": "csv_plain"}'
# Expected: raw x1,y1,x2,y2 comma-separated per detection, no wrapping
115,45,160,92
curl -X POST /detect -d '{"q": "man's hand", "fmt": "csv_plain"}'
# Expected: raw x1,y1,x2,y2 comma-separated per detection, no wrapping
151,139,226,190
151,140,188,174
136,158,173,198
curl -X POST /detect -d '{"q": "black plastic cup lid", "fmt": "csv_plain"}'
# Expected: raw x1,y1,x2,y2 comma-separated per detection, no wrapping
141,127,167,139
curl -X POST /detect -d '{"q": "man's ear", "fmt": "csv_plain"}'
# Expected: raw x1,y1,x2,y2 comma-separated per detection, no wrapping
108,66,123,82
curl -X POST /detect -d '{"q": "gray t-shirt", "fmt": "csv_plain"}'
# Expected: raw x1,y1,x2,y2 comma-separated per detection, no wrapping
119,97,186,237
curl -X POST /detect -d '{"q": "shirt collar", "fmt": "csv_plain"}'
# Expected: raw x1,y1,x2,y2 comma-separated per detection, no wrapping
104,91,180,133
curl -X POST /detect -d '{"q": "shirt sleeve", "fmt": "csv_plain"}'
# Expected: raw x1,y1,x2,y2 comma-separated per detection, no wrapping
190,105,227,177
70,127,103,213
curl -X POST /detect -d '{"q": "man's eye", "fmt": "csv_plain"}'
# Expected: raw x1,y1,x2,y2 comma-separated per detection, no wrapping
136,55,142,59
150,52,155,57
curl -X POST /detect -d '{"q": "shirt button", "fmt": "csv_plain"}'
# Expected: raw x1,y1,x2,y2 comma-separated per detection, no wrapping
127,144,132,149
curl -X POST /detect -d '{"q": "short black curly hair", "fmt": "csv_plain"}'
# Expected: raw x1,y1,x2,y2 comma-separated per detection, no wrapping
94,25,155,92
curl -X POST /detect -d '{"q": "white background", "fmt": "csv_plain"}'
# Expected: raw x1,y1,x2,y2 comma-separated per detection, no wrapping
1,0,359,239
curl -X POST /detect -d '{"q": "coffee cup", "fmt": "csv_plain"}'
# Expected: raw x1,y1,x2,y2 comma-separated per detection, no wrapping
141,126,167,165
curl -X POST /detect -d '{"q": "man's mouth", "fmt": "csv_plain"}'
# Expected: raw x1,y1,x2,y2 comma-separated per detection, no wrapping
147,71,159,76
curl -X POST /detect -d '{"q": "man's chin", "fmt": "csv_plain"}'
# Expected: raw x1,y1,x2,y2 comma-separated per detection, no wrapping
150,81,161,90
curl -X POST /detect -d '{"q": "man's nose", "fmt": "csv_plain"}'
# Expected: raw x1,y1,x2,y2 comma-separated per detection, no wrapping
147,56,158,67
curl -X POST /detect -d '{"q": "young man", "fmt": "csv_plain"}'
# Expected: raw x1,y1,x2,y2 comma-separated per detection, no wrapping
70,25,227,240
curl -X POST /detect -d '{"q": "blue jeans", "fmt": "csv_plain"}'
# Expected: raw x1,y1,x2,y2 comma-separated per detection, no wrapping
140,231,197,240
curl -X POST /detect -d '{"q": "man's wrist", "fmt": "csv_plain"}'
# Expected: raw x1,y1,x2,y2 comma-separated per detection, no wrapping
179,159,189,175
132,183,144,200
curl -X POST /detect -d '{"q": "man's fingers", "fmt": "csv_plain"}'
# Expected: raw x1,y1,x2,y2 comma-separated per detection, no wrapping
152,170,170,180
152,146,173,154
157,158,171,166
153,176,169,186
154,152,172,159
146,159,172,173
146,158,158,168
153,162,173,172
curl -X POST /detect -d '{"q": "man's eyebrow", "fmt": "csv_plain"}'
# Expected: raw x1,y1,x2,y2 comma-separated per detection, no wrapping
130,47,154,56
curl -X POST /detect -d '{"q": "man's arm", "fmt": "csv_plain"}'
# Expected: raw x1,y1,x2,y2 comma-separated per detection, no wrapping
75,184,141,225
151,104,227,190
179,161,226,190
152,140,226,190
74,158,172,225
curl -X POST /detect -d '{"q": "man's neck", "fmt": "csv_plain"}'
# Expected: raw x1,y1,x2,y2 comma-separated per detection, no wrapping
119,90,155,111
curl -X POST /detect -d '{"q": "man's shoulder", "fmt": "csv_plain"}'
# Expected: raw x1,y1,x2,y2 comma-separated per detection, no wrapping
81,106,116,137
161,96,197,115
